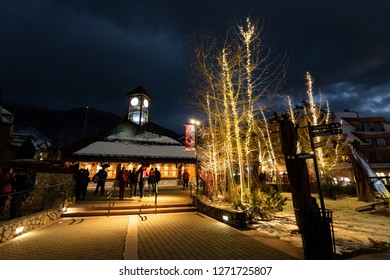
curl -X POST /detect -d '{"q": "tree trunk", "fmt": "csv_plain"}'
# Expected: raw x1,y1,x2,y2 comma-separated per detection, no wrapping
276,113,334,259
275,114,314,212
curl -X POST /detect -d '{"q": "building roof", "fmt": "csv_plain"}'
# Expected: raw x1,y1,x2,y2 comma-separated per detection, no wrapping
127,86,152,99
334,111,390,145
61,118,195,163
1,107,13,124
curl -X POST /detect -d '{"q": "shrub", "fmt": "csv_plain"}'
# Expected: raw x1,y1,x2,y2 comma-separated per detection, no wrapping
320,183,357,199
245,188,287,222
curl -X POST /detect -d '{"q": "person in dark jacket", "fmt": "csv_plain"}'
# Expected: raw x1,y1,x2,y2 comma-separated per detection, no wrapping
94,168,108,196
75,169,84,201
129,168,138,197
136,165,148,199
182,169,190,189
155,168,161,185
81,168,90,200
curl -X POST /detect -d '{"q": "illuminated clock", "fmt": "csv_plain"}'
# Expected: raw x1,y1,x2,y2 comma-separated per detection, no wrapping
131,97,139,106
143,99,149,108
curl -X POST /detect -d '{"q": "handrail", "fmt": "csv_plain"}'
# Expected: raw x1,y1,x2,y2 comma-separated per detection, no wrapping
0,182,68,198
154,183,158,214
0,182,73,220
106,181,117,216
189,182,195,197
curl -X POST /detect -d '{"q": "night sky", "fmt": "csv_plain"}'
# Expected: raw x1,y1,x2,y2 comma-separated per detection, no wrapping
1,0,390,133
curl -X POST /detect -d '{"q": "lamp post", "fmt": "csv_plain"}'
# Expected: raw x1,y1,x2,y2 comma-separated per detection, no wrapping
190,119,200,193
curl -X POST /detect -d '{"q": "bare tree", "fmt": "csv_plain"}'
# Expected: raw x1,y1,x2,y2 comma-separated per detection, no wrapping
190,18,287,203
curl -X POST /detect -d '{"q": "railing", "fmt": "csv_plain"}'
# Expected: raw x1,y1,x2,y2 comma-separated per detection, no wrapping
0,183,74,221
189,182,195,197
106,181,117,216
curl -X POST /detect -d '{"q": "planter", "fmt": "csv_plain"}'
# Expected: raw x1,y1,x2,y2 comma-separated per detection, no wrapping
193,195,246,227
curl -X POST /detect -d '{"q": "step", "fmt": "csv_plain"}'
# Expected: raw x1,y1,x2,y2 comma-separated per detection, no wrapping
62,206,197,217
71,203,195,211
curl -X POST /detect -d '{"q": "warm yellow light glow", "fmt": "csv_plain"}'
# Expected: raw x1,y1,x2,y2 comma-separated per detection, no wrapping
287,96,296,124
306,72,318,125
15,226,24,235
190,119,200,126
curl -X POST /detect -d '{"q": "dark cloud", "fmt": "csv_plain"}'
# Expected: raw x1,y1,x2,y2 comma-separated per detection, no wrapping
1,0,390,134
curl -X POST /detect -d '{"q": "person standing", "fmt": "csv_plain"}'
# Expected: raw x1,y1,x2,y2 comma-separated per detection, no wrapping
155,168,161,186
129,168,138,197
118,167,128,200
182,169,190,190
81,168,90,200
0,167,15,216
148,168,156,196
75,168,84,201
137,165,148,199
94,168,108,196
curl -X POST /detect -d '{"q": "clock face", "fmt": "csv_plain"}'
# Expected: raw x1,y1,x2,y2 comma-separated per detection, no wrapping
143,99,149,108
131,97,139,106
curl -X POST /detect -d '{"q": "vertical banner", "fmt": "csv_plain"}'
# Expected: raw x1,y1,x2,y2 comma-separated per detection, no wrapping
185,124,196,151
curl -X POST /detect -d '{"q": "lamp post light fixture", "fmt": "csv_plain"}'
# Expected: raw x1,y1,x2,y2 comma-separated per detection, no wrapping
190,119,201,193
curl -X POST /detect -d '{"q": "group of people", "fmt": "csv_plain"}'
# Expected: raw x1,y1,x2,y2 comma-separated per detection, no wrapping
0,167,32,219
86,165,161,200
117,165,161,200
86,165,192,201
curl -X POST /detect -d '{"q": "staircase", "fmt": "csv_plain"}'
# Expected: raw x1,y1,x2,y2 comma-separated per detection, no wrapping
62,184,197,217
62,202,197,217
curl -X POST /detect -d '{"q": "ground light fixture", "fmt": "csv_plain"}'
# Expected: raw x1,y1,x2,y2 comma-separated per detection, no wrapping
15,226,24,235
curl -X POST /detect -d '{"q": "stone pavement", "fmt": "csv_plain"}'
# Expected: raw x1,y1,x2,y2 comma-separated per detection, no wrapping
0,211,301,260
0,183,305,260
1,183,389,260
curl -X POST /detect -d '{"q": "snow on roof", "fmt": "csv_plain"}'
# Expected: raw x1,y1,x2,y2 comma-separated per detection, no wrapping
106,130,180,145
1,107,12,115
333,113,362,144
74,141,195,159
334,111,390,145
1,107,13,124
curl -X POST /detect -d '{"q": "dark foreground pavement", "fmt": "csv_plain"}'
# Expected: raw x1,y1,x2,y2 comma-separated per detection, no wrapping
0,212,302,260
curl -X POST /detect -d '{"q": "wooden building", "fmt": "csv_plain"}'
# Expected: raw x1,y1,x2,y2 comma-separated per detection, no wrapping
60,86,196,181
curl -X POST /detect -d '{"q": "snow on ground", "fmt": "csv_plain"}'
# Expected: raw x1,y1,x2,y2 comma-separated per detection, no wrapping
250,193,390,258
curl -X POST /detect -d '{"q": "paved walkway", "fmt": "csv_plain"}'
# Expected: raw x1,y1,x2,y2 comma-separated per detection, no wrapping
0,184,306,260
0,212,301,260
2,183,389,260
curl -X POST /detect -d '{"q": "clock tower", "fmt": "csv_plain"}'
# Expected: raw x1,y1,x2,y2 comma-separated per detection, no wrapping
127,86,151,126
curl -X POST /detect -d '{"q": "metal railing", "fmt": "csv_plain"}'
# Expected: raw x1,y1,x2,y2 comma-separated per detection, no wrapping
106,181,117,216
0,183,74,220
190,178,205,196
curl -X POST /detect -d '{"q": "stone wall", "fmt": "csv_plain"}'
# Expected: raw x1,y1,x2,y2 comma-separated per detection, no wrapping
0,201,72,243
0,172,75,243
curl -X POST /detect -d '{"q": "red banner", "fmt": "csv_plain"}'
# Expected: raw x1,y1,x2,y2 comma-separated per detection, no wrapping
185,124,196,151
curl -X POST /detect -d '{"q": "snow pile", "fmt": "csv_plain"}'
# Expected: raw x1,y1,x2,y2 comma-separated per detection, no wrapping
251,193,390,257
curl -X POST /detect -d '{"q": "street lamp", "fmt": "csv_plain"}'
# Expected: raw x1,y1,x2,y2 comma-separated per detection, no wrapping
190,119,201,193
